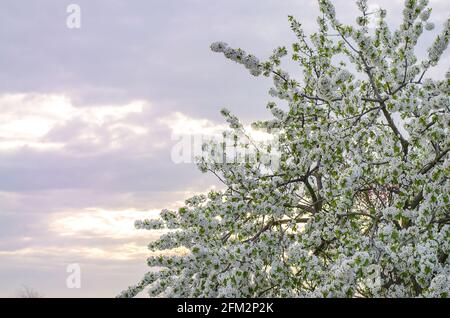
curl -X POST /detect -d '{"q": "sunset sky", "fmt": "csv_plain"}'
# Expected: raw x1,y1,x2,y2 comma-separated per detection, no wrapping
0,0,448,297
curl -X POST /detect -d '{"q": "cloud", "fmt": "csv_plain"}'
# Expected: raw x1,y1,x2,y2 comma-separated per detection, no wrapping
0,94,149,150
49,208,161,239
0,93,223,192
0,92,222,296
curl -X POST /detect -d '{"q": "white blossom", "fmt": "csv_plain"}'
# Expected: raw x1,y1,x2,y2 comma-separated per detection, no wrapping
425,22,435,31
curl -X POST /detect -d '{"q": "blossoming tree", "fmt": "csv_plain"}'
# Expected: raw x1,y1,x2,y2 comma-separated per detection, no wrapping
120,0,449,298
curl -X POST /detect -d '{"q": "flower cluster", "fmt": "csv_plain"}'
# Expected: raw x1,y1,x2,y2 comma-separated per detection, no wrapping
135,219,164,230
210,42,262,76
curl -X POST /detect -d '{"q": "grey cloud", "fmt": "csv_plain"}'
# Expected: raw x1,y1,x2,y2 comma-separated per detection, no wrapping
1,1,448,121
0,147,216,191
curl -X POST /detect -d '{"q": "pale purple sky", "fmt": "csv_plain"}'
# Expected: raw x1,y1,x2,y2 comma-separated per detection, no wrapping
0,0,448,297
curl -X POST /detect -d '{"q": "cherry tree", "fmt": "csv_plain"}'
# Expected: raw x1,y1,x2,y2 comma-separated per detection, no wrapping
120,0,449,298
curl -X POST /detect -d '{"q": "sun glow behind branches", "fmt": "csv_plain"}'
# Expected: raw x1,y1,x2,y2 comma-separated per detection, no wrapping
50,208,161,239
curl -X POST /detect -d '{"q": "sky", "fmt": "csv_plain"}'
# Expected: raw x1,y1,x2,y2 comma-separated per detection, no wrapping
0,0,448,297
